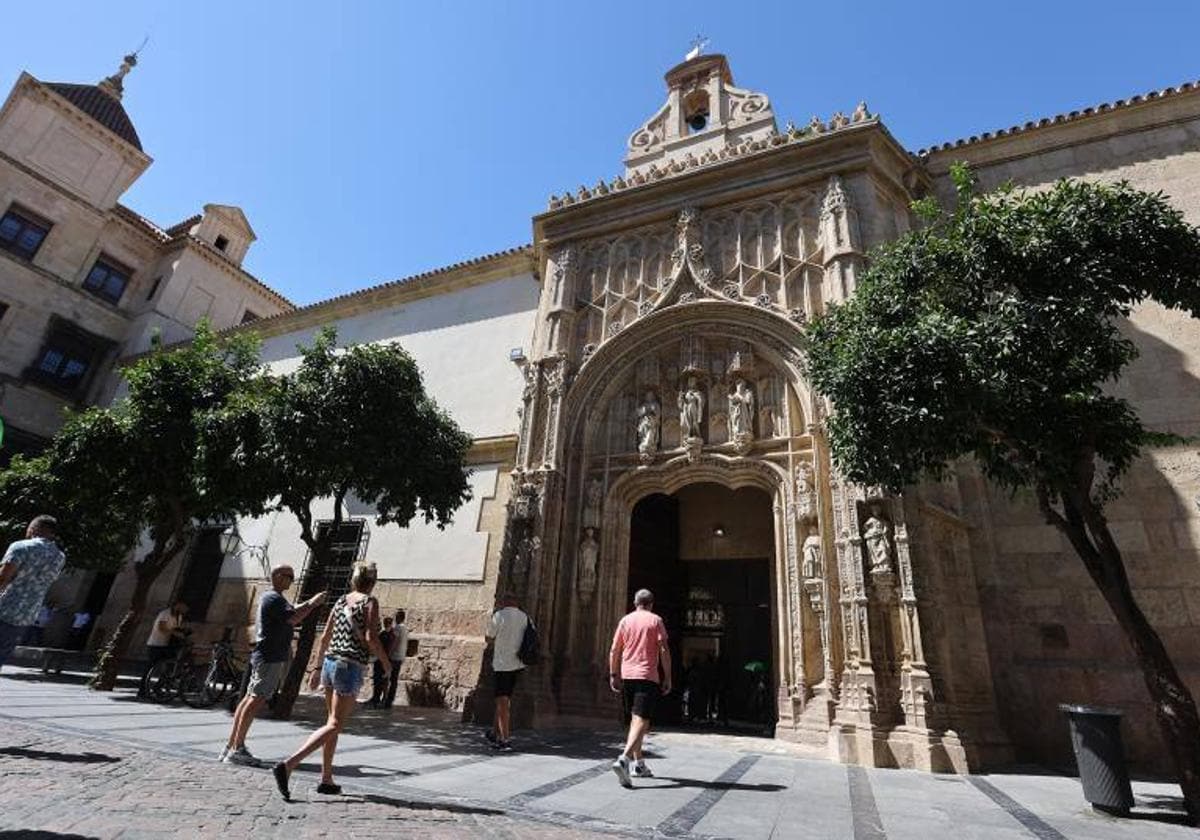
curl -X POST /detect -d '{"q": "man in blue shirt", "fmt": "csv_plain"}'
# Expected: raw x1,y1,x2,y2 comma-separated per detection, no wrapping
0,516,66,671
220,564,325,766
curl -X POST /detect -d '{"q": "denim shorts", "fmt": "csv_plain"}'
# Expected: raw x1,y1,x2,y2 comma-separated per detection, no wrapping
321,655,366,696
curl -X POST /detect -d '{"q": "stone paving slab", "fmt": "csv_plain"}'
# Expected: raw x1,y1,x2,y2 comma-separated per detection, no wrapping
0,668,1195,839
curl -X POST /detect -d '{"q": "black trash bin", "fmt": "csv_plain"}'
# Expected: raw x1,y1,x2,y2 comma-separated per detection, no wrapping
1059,704,1134,815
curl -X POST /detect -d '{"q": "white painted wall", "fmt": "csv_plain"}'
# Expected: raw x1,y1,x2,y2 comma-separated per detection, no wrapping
257,271,539,439
220,463,500,582
217,269,539,582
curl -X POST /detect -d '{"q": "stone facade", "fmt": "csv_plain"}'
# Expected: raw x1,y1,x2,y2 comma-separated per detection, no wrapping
919,93,1200,774
506,56,1200,776
0,57,291,647
18,50,1200,777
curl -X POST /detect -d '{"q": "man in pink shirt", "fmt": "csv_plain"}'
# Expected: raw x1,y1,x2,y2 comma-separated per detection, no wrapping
608,588,672,787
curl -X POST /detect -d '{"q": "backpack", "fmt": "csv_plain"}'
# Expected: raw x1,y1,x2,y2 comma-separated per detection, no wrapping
517,616,539,666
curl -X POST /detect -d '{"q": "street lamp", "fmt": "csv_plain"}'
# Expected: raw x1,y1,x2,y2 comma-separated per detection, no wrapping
219,524,241,556
219,523,271,579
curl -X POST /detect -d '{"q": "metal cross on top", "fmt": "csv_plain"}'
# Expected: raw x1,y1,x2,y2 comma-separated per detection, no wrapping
685,35,710,61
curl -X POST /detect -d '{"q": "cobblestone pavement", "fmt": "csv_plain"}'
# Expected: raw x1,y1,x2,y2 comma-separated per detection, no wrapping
0,719,624,839
0,669,1194,839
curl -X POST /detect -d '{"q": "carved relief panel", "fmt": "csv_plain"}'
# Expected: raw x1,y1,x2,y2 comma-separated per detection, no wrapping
566,192,836,363
591,334,796,459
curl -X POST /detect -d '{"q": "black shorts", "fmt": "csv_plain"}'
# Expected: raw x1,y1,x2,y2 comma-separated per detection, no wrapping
494,669,521,698
623,679,660,720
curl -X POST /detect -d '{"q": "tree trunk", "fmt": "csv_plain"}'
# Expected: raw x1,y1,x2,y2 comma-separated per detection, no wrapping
1056,491,1200,825
89,563,158,691
271,537,332,720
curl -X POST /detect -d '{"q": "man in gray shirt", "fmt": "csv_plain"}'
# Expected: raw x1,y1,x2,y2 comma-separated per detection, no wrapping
221,565,324,766
0,516,65,671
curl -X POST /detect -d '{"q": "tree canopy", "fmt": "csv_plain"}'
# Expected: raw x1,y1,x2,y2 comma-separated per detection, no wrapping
805,167,1200,504
86,322,271,688
803,166,1200,823
247,328,474,717
0,409,139,571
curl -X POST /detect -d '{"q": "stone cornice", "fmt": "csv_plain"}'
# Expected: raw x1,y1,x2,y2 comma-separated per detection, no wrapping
918,78,1200,168
0,246,132,332
466,435,518,466
549,105,878,212
533,120,919,253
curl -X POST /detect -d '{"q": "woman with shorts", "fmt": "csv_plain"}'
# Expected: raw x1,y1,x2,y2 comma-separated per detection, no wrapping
272,562,391,799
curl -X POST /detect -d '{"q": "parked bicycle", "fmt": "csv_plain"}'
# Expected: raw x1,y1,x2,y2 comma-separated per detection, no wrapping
180,630,245,710
142,638,196,703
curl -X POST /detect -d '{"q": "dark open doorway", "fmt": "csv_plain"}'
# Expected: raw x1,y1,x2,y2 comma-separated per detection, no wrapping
627,484,775,734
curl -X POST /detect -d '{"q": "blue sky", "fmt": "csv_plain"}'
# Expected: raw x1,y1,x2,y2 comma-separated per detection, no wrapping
3,1,1198,306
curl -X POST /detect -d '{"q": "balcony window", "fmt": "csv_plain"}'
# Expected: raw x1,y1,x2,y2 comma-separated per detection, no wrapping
26,320,110,397
0,206,51,260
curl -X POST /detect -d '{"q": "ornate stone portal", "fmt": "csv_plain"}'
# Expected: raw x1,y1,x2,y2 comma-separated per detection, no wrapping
502,51,1011,774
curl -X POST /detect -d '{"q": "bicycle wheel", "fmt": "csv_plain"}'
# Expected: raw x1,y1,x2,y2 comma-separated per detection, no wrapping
180,662,218,709
145,660,178,703
209,661,241,705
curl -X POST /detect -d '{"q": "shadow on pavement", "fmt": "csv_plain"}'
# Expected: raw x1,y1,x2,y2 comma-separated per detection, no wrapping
0,746,120,764
307,792,506,817
0,833,99,839
294,762,414,778
650,776,786,793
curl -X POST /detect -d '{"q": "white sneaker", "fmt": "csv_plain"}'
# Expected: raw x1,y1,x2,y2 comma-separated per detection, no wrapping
633,761,653,778
226,746,262,767
217,746,230,763
611,754,633,788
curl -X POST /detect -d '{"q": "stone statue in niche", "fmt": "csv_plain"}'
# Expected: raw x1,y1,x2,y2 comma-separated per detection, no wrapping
728,379,755,438
678,376,705,441
636,390,661,460
794,462,815,519
583,477,604,529
862,504,894,574
802,526,823,581
578,527,599,598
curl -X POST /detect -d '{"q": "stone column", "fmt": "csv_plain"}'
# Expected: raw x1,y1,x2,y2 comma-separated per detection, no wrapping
819,174,863,303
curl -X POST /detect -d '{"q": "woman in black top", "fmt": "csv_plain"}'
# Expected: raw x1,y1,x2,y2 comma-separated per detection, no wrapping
271,562,391,799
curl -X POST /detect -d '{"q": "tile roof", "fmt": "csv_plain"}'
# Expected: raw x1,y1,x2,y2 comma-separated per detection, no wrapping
112,204,168,242
231,244,533,333
916,80,1200,157
43,82,143,151
164,215,202,238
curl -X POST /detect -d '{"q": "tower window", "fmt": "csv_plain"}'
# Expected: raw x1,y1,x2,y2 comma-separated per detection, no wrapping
214,235,229,252
684,90,711,134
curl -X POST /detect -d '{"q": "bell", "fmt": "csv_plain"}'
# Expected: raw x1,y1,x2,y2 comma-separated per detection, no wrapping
688,111,709,132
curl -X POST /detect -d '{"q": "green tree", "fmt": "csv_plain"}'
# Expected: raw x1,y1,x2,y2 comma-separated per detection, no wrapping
803,169,1200,823
83,323,270,690
249,329,473,719
0,409,141,574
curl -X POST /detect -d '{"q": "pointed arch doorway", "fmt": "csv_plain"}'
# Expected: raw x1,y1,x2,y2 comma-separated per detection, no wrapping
627,482,775,733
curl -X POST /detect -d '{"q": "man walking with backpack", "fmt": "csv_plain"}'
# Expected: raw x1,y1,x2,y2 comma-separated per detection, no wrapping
484,593,531,751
